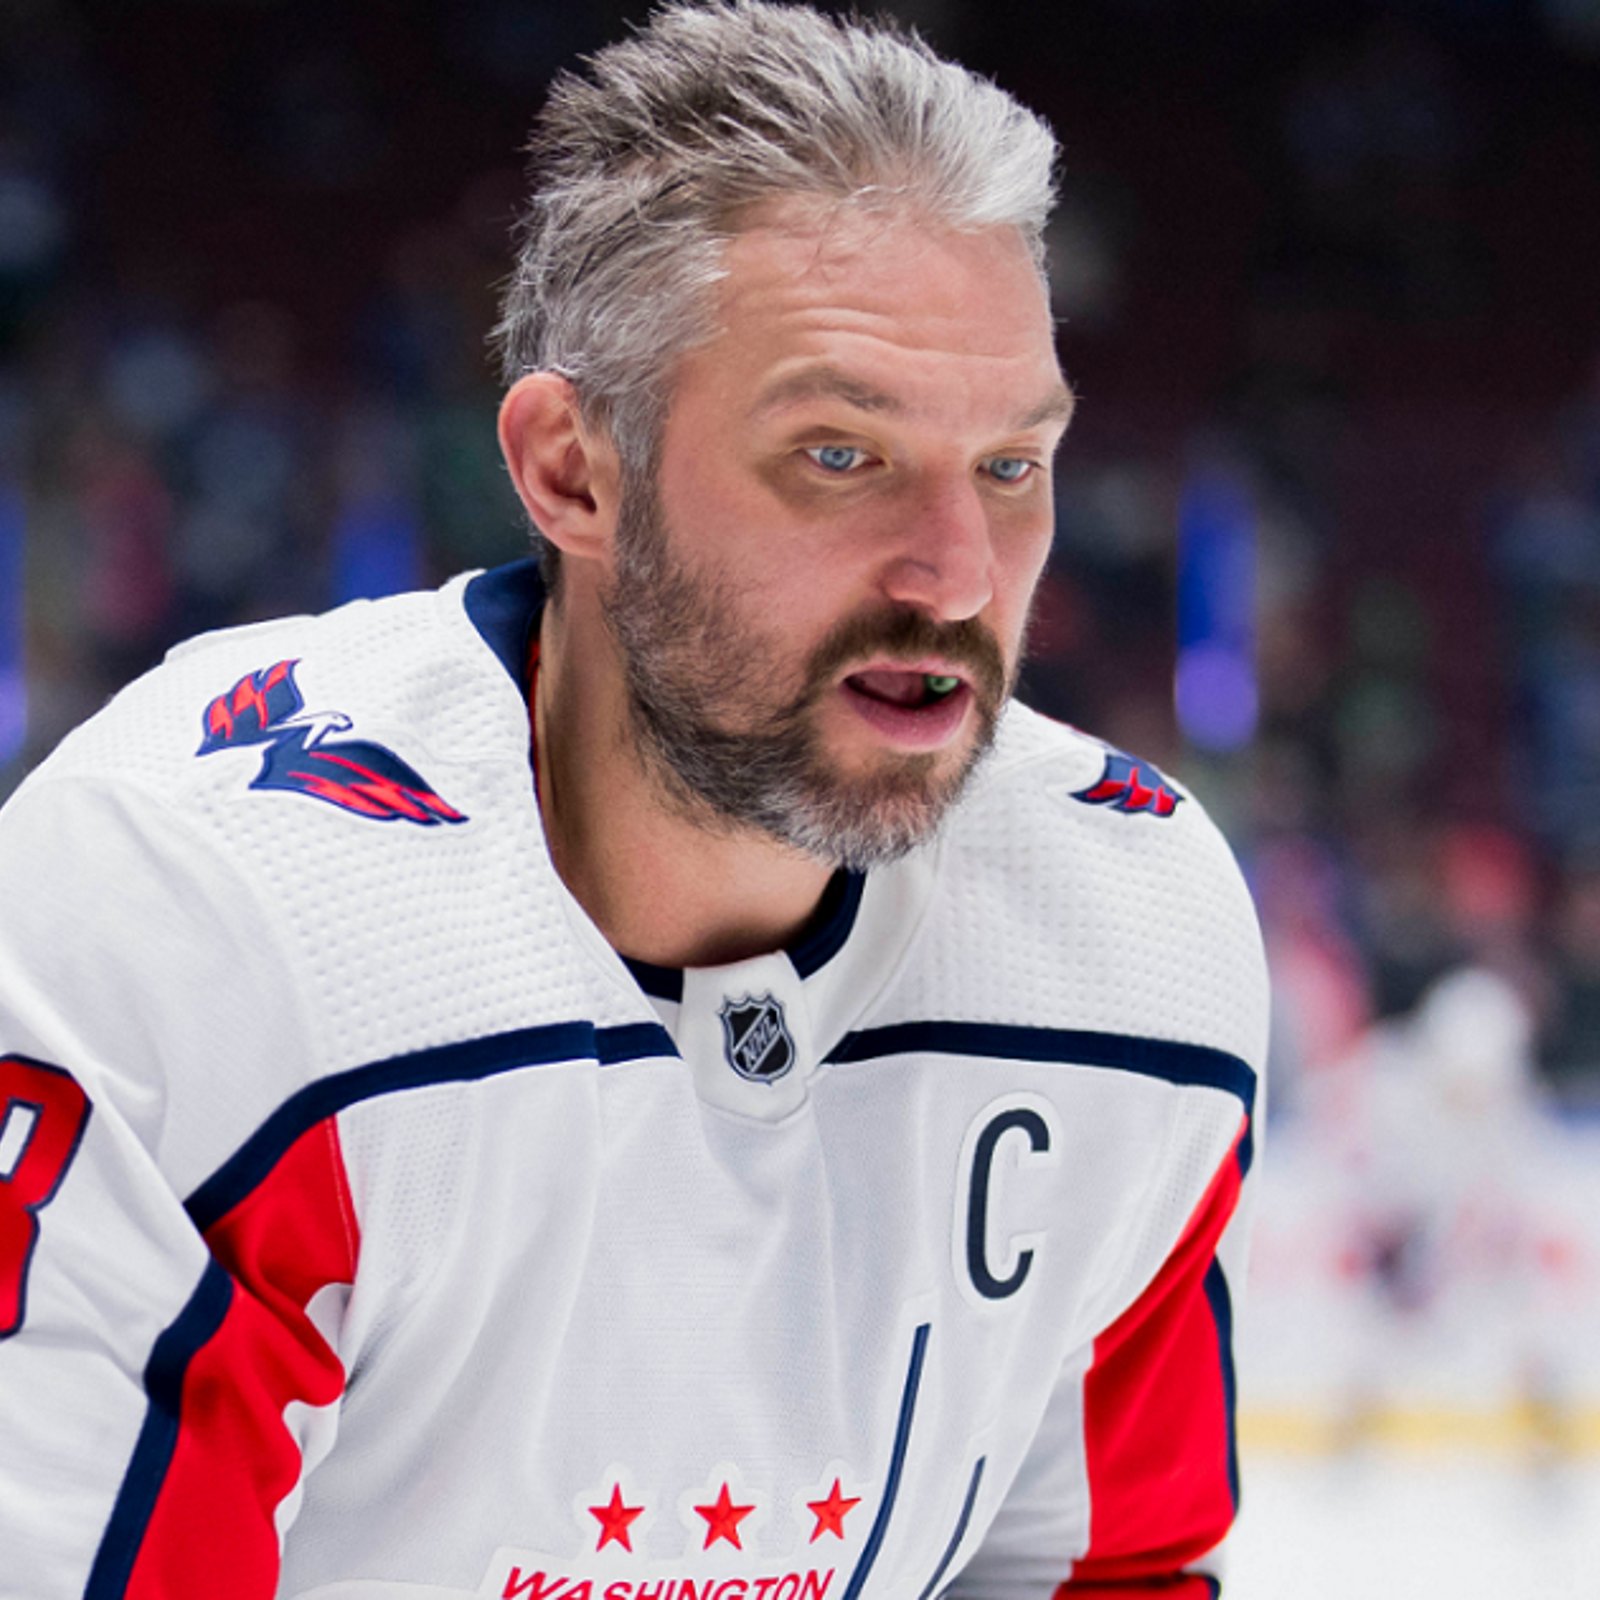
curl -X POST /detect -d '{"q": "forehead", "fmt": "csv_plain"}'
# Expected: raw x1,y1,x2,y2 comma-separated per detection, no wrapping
674,200,1063,428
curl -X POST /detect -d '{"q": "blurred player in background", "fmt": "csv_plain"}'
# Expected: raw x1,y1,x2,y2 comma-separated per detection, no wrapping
0,4,1266,1596
1326,967,1584,1455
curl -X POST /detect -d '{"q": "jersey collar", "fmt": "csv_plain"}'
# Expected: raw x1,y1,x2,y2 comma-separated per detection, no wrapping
461,558,936,1061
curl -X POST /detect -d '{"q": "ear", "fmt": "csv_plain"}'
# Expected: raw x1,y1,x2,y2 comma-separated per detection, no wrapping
497,373,622,563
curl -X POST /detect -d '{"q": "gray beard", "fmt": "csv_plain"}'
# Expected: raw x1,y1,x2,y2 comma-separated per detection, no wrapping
599,474,1013,870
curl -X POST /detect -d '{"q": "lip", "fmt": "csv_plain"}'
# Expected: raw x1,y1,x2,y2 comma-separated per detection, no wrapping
836,675,973,751
843,656,973,682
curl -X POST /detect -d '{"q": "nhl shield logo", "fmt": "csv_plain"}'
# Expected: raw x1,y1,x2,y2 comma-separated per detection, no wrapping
718,993,796,1083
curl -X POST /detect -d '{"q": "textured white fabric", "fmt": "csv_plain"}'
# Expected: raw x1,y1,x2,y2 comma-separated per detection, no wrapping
0,568,1268,1600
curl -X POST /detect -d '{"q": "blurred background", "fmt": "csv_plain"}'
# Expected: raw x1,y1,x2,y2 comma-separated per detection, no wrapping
3,0,1599,1591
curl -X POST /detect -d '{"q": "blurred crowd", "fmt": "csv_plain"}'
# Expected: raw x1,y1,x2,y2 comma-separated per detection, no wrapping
4,0,1600,1115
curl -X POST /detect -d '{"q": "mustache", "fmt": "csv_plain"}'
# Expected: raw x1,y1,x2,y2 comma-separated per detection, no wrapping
800,607,1010,709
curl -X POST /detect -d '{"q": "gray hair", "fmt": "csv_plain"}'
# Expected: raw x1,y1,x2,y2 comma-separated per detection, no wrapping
494,0,1059,583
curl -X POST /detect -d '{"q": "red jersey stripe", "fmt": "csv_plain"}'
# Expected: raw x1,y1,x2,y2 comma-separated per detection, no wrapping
1059,1125,1246,1594
1056,1579,1218,1598
124,1118,358,1599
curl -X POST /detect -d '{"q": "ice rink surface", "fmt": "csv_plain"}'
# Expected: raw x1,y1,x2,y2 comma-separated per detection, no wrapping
1227,1449,1600,1599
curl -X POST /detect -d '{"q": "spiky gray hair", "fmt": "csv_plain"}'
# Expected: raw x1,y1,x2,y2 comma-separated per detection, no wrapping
494,0,1059,585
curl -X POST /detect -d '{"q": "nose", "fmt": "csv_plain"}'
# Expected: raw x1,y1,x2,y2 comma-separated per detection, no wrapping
877,476,996,622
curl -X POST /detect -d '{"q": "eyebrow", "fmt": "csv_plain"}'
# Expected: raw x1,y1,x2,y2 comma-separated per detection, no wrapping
1015,385,1078,431
754,366,905,417
754,364,1077,433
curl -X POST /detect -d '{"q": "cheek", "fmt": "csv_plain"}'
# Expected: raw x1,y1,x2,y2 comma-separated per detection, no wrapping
659,455,800,589
995,517,1055,629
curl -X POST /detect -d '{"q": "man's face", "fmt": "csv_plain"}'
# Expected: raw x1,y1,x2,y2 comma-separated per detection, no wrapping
601,202,1072,868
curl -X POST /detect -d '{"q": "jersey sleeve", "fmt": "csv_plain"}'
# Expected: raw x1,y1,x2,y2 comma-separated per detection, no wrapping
0,774,357,1599
952,1100,1258,1600
1053,1122,1251,1597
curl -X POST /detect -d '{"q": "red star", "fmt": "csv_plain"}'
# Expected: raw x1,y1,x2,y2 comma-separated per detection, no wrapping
806,1478,862,1542
694,1482,755,1549
589,1483,645,1552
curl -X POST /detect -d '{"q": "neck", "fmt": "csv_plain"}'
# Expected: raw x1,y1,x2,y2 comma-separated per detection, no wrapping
533,596,834,970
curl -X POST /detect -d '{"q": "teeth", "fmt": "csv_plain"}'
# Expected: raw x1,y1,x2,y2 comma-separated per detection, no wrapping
924,674,959,699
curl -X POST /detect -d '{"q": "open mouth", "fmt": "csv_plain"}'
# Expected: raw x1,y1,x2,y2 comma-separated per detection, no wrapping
843,669,965,710
837,667,974,750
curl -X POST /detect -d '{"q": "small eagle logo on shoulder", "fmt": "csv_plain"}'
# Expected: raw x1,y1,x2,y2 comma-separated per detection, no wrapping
197,659,467,826
1072,747,1183,819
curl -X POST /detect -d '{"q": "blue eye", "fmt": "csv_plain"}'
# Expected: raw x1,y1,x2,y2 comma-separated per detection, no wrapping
806,444,869,474
986,457,1034,484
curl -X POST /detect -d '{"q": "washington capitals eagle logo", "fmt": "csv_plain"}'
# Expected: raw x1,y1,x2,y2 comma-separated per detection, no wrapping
196,660,467,826
1072,748,1183,819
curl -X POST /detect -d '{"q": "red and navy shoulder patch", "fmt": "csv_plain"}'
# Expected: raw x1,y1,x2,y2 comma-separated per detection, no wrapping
197,660,467,826
1072,747,1183,819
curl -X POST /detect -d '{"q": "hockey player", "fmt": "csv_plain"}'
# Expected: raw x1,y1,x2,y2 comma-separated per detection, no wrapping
0,5,1268,1597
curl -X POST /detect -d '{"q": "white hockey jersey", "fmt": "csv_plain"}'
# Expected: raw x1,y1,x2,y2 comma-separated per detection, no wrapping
0,563,1268,1600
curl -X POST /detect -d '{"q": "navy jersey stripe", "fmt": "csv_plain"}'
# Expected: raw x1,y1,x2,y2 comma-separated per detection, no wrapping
915,1455,985,1600
621,952,683,1002
85,1258,234,1600
826,1021,1256,1172
622,867,868,1003
841,1321,930,1600
463,560,545,693
186,1019,676,1232
788,868,866,979
1204,1257,1240,1512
